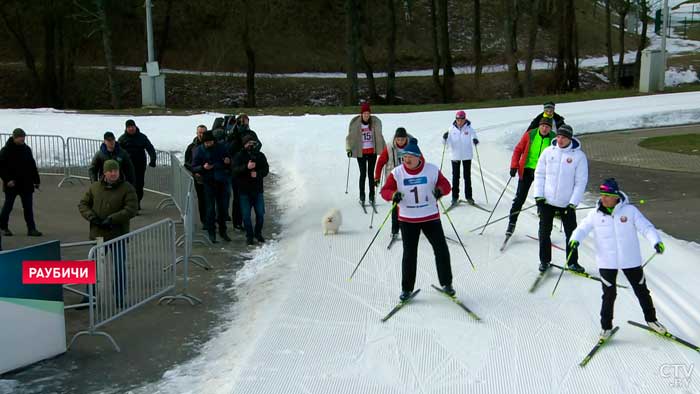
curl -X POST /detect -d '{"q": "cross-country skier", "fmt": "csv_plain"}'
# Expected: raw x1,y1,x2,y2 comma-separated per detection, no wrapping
374,127,414,240
533,124,588,274
528,101,565,131
380,139,454,301
442,110,479,206
570,178,667,339
346,102,386,208
505,117,556,236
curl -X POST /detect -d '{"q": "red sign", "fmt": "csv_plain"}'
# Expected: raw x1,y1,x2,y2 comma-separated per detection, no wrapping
22,261,96,284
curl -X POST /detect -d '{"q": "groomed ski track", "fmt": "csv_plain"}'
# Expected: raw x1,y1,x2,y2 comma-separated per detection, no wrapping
226,93,700,394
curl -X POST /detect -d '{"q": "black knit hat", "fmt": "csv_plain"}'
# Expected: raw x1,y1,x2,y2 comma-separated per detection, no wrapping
202,130,215,142
242,133,257,146
539,117,553,127
543,101,555,109
557,124,574,139
394,127,408,138
125,119,136,128
103,131,116,140
12,128,26,138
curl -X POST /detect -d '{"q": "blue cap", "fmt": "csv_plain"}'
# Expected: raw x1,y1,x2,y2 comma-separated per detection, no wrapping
400,139,422,158
600,178,620,197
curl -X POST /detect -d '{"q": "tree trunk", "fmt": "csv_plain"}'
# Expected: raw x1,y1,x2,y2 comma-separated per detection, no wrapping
386,0,397,104
503,0,523,97
429,0,443,98
605,0,614,82
555,0,578,92
42,4,60,108
524,0,540,95
617,2,629,86
473,0,482,99
438,0,453,102
634,0,648,84
95,0,120,109
345,0,359,105
156,0,174,64
358,47,379,102
0,5,44,105
242,0,255,107
565,0,579,90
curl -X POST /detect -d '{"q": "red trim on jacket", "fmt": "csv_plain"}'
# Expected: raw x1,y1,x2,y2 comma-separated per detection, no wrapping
374,146,389,181
510,129,533,178
380,161,451,223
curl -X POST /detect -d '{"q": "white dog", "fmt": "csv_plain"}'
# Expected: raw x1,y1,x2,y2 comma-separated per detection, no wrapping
322,208,343,235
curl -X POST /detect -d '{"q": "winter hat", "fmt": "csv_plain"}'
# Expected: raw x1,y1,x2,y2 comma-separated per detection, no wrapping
394,127,408,138
539,117,553,127
455,110,467,119
12,128,26,138
599,178,620,197
242,133,257,146
360,102,371,113
543,101,555,109
202,130,215,142
103,159,120,172
400,139,422,158
557,124,574,139
103,131,116,140
125,119,136,128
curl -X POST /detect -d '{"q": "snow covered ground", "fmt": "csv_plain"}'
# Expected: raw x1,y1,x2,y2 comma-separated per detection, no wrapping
2,92,700,393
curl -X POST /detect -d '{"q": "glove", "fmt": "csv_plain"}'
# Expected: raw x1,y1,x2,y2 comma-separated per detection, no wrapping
433,187,442,199
346,150,352,158
654,242,665,254
535,197,546,216
373,179,380,187
392,192,403,204
565,203,576,215
473,138,479,145
90,217,102,226
442,132,448,140
569,240,579,249
100,217,113,228
149,160,156,168
509,168,517,177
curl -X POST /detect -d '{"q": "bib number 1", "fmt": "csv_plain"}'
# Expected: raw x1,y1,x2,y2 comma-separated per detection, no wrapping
409,186,419,204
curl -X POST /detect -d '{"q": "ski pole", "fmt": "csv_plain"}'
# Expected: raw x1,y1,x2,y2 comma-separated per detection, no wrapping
479,177,512,235
349,202,397,281
469,204,536,232
344,157,351,194
551,248,575,296
474,144,488,204
369,186,377,229
438,199,476,271
439,135,447,172
642,252,658,269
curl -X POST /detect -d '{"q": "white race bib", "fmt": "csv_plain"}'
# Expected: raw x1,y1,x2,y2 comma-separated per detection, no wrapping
392,163,439,219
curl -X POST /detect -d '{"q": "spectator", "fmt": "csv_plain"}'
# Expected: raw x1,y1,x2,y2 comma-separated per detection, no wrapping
226,113,260,231
184,125,208,228
78,159,138,308
232,134,269,245
0,128,42,237
89,131,135,184
192,130,232,243
118,119,156,209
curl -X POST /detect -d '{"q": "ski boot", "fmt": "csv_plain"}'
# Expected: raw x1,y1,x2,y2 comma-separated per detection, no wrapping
539,261,550,273
647,321,667,335
505,222,516,236
399,291,412,302
599,328,614,340
442,285,456,297
567,262,585,274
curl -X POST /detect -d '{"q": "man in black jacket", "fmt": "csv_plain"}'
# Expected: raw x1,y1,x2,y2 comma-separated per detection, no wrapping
89,131,136,184
118,119,157,209
528,101,565,132
232,134,269,245
192,131,232,243
0,128,42,236
184,125,207,227
226,114,261,231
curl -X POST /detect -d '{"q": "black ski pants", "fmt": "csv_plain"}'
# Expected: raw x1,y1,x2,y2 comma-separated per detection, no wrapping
538,203,578,266
508,168,535,226
400,219,452,292
356,154,377,202
451,160,472,200
599,267,657,330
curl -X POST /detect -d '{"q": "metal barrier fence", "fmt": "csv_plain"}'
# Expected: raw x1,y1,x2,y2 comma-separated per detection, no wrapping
68,219,177,352
63,136,102,184
0,133,68,180
144,149,173,198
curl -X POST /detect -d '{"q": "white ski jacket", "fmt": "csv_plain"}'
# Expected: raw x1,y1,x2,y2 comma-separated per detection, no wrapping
444,121,478,161
571,193,661,269
533,137,588,208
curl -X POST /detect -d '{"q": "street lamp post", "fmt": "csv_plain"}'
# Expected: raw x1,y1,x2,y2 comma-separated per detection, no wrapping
140,0,166,107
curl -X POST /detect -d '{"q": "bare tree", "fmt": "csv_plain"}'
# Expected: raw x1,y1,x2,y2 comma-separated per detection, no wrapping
429,0,442,98
472,0,482,98
240,0,256,107
605,0,615,82
634,0,649,84
524,0,540,95
386,0,397,104
93,0,120,108
0,2,43,104
156,0,174,64
554,0,579,91
345,0,360,105
503,0,523,97
438,0,454,101
616,0,631,86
